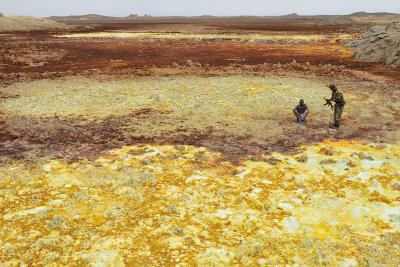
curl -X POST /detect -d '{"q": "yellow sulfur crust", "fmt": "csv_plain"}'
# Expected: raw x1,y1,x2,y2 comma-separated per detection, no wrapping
1,141,399,265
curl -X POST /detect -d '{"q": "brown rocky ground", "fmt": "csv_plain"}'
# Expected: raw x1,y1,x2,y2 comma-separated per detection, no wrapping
0,21,398,79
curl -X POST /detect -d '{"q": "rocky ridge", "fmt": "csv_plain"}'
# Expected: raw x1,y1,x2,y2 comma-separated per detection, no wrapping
346,22,400,67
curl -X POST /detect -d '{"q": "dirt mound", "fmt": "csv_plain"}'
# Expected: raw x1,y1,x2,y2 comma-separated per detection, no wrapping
0,15,73,32
346,22,400,67
316,16,357,26
125,14,139,20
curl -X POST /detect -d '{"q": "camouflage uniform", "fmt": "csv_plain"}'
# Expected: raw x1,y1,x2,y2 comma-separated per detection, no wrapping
331,90,345,127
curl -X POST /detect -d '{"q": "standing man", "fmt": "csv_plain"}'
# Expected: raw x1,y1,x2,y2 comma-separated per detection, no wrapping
326,84,345,129
293,99,309,124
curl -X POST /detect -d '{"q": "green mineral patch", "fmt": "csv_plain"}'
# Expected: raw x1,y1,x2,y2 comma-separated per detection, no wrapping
1,74,398,151
55,32,352,42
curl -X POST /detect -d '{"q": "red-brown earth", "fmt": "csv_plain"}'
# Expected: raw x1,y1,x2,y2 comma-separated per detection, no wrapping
1,20,399,163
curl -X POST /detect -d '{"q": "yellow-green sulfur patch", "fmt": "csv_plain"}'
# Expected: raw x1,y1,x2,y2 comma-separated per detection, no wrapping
55,32,353,42
1,141,399,265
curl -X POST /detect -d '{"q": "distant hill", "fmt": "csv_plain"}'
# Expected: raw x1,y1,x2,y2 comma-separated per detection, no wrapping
346,12,400,25
45,12,400,24
47,13,155,22
45,13,325,22
0,15,75,32
125,14,139,19
348,11,398,17
315,16,358,26
47,14,117,22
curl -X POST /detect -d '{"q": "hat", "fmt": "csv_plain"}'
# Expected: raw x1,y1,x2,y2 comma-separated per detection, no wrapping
328,84,336,89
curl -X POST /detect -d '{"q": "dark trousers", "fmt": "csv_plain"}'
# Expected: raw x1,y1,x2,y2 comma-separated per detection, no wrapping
334,105,344,127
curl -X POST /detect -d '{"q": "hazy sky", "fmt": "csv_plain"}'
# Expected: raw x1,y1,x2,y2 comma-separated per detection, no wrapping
1,0,400,17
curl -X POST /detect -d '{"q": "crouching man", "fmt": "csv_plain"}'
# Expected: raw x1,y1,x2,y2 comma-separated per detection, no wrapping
293,99,309,124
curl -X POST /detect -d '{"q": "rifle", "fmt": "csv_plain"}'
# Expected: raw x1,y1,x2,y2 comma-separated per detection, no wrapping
324,98,334,110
